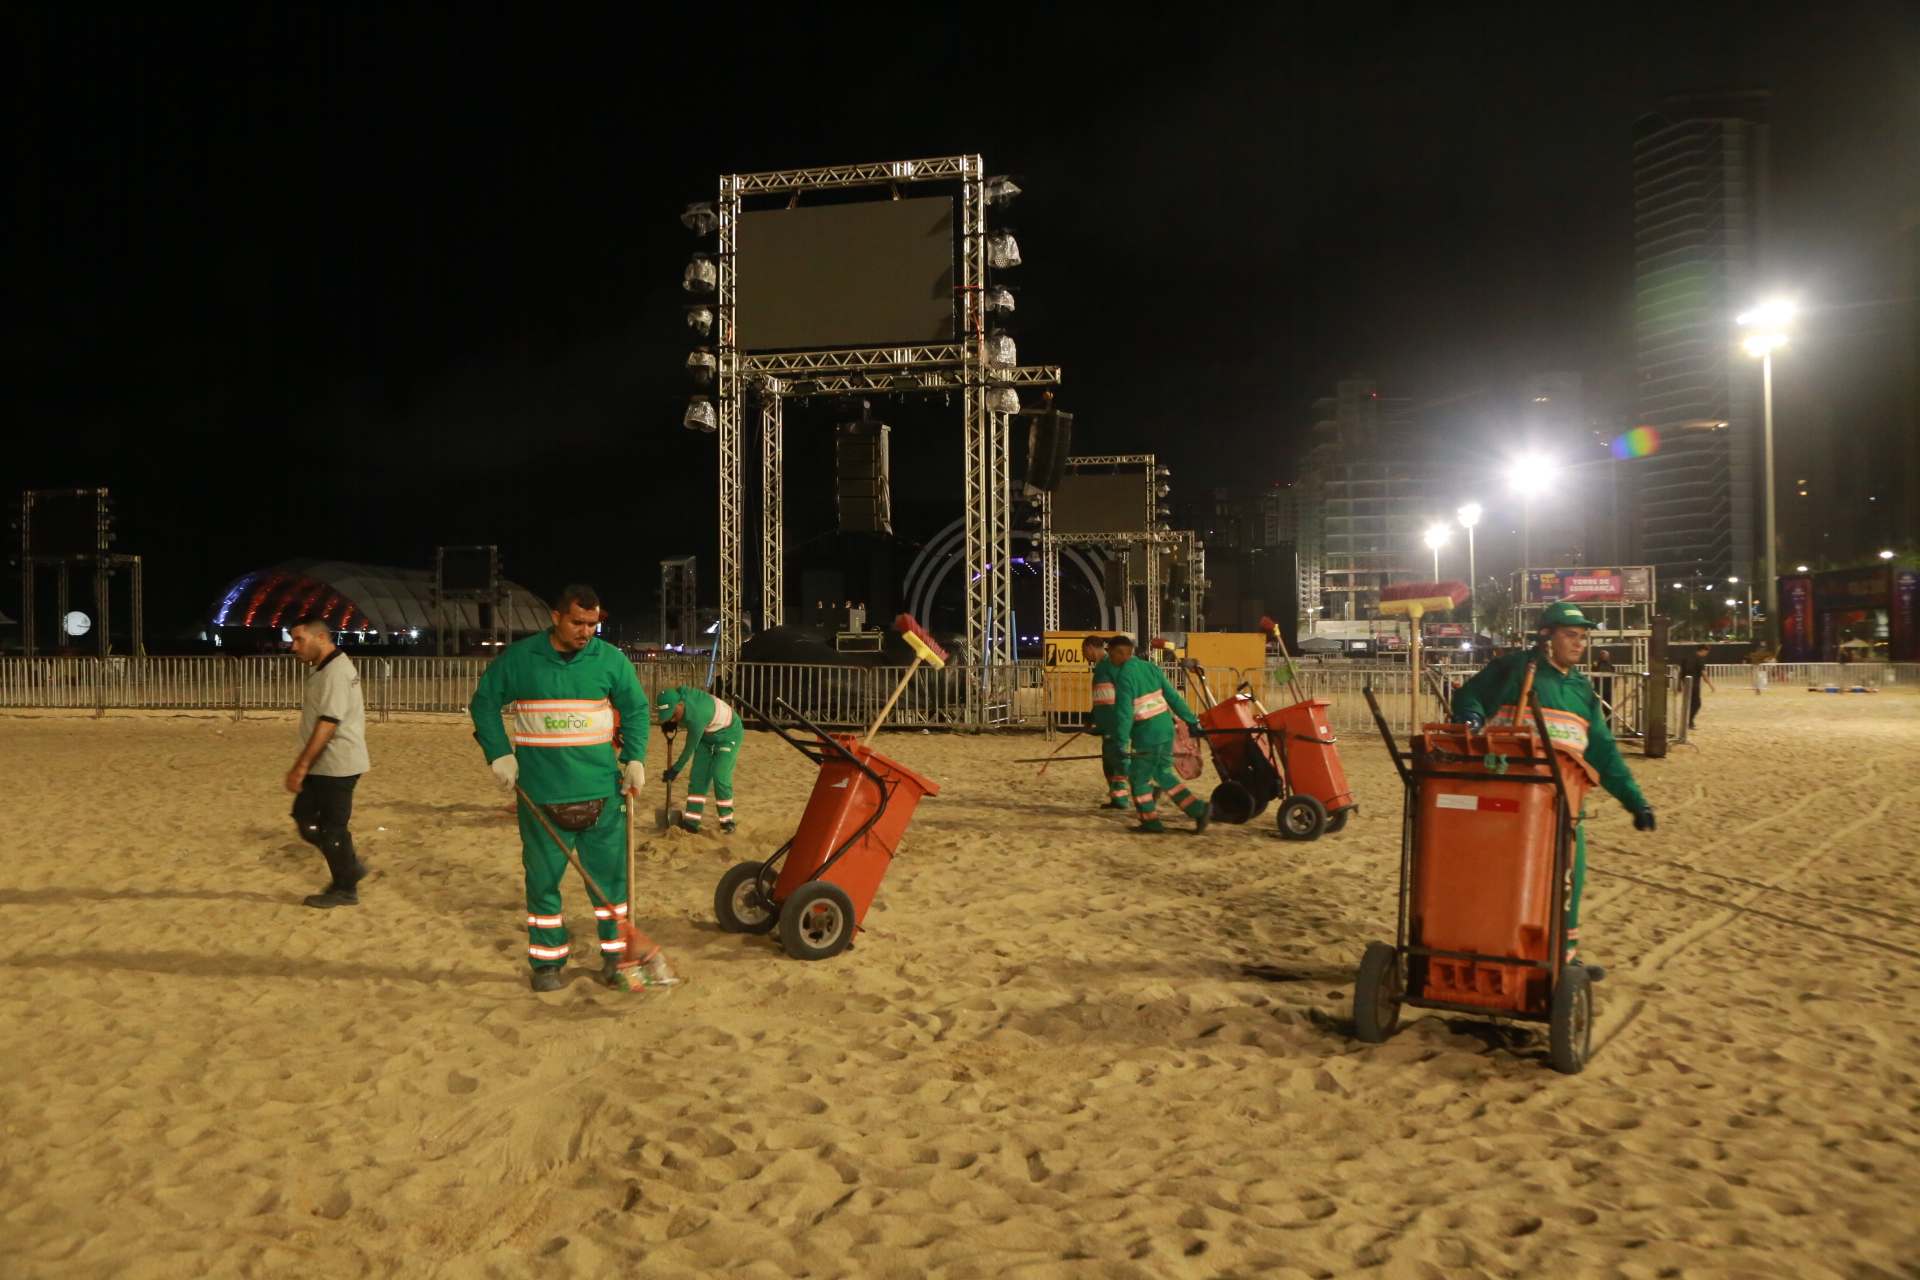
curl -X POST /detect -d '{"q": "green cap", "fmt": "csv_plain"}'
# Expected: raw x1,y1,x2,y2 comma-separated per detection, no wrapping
654,688,685,723
1536,601,1599,631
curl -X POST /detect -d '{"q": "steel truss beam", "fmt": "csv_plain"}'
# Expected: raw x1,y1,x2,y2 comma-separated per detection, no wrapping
758,365,1060,399
758,392,783,631
729,155,979,195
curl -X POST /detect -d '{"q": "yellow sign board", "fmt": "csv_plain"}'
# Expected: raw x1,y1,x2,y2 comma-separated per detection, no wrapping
1043,631,1095,713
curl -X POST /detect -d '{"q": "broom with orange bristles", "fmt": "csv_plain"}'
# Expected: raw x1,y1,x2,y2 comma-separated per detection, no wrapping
1377,580,1471,733
864,614,950,745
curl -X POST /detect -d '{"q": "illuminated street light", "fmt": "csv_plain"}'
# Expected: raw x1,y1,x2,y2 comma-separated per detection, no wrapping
1743,333,1787,358
1795,565,1809,572
1505,457,1555,576
1881,550,1896,560
1739,299,1796,644
1423,524,1450,580
1737,300,1796,329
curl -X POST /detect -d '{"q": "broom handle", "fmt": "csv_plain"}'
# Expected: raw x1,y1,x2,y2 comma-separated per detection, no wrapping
624,778,640,963
864,653,924,745
1407,602,1425,736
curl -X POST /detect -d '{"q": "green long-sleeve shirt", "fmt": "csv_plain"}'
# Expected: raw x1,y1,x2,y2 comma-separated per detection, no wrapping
654,685,739,772
1088,655,1123,739
1452,649,1648,814
469,632,650,804
1113,655,1199,747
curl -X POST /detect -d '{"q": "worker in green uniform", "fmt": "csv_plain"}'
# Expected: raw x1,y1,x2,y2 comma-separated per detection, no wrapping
469,584,664,993
1451,600,1658,979
1108,635,1209,834
1083,634,1130,810
655,684,743,835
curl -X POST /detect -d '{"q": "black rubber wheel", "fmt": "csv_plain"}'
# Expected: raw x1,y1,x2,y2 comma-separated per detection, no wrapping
1325,808,1350,834
1353,941,1402,1043
1276,794,1329,841
714,861,778,935
1549,963,1593,1075
1209,780,1256,825
778,880,857,961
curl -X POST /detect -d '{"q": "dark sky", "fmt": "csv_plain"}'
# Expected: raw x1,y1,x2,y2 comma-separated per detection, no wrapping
7,4,1917,636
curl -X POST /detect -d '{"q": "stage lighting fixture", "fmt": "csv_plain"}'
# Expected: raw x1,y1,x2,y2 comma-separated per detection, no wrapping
1155,505,1172,518
681,202,718,235
683,256,716,292
686,348,716,386
684,396,716,432
686,306,713,336
1156,484,1171,498
988,233,1022,268
987,387,1021,414
985,177,1021,206
983,285,1016,313
987,331,1017,366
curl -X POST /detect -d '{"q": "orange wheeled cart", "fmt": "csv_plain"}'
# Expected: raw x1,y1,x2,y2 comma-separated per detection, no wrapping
1352,686,1594,1074
1260,698,1357,841
713,698,939,960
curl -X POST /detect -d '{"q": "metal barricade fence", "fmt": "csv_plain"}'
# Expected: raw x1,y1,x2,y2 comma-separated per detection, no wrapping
1704,662,1919,688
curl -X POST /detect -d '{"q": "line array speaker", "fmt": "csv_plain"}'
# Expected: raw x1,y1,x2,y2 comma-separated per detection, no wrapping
835,417,892,534
1024,409,1073,494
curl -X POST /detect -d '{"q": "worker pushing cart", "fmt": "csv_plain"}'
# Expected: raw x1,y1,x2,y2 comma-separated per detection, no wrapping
654,684,743,835
1084,634,1131,811
1109,635,1209,834
1450,601,1657,973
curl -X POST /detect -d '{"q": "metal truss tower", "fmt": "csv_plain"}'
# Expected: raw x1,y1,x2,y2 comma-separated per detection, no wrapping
1037,456,1202,642
710,156,1061,709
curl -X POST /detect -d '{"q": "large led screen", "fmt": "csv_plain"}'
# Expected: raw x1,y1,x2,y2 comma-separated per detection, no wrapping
1052,471,1148,534
736,197,955,351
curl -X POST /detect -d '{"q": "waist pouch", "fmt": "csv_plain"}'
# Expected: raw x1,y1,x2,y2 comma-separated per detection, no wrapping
540,798,607,832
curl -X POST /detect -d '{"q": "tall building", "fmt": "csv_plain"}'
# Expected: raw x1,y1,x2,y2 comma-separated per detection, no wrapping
1631,89,1770,585
1300,380,1439,621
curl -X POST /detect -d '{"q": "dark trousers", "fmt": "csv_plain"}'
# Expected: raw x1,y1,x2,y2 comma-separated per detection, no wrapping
292,773,362,891
1688,679,1703,726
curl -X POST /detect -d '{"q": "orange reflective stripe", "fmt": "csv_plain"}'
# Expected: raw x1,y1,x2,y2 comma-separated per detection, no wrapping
1132,691,1169,720
511,699,617,747
1091,682,1116,705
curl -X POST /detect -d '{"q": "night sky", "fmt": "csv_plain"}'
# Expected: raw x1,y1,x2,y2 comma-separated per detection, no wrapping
7,5,1917,640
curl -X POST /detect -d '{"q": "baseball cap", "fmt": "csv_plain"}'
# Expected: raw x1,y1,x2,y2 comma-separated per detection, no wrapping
1536,601,1598,631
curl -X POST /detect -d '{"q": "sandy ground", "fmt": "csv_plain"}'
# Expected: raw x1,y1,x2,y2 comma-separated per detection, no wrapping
1,687,1917,1280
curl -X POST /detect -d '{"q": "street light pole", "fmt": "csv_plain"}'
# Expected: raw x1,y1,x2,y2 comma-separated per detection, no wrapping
1761,350,1779,645
1457,503,1481,642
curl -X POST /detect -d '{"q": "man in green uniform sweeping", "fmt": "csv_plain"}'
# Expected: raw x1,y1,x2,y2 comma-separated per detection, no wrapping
654,684,743,834
1108,635,1210,834
469,584,664,993
1452,600,1658,978
1083,634,1130,810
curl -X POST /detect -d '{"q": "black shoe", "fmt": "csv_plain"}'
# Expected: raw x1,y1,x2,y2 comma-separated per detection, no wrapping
530,967,566,993
303,888,358,909
1192,806,1210,835
718,819,737,836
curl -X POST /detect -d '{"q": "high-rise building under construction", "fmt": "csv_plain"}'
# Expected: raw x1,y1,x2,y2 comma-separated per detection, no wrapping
1631,90,1770,585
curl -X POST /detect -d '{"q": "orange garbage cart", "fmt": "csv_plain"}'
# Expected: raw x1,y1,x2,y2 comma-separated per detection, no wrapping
1260,698,1358,840
1351,685,1594,1073
1195,693,1284,823
713,698,939,960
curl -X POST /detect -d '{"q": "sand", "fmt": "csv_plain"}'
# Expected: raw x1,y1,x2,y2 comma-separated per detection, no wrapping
1,687,1917,1280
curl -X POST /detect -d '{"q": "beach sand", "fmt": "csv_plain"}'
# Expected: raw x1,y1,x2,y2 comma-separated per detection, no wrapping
2,688,1917,1279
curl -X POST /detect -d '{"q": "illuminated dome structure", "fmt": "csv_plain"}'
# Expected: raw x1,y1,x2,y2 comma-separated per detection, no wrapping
209,558,550,651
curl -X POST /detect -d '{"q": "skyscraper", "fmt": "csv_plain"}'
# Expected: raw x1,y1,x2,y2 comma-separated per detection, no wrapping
1631,90,1770,585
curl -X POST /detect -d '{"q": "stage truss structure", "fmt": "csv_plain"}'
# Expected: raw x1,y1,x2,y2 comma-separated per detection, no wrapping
19,488,144,657
710,156,1061,721
1036,455,1205,643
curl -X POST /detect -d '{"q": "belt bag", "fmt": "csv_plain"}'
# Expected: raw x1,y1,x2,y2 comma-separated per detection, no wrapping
540,798,607,832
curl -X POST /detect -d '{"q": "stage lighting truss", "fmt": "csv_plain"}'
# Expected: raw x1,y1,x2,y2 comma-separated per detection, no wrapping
702,155,1060,713
686,306,714,336
683,255,717,292
687,348,717,386
681,201,718,235
1028,455,1202,639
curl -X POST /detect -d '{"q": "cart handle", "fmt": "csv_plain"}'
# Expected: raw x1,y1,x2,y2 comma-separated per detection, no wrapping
774,698,896,886
1363,682,1411,785
733,693,830,765
1528,695,1576,985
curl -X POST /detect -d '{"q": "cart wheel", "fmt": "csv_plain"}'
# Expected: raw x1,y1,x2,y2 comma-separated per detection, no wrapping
1549,963,1593,1075
1353,941,1402,1043
1209,781,1256,825
714,861,779,935
779,881,857,961
1276,794,1328,841
1325,808,1350,834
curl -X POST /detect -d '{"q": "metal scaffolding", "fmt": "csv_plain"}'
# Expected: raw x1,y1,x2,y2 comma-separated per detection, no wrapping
708,155,1061,718
1036,455,1202,641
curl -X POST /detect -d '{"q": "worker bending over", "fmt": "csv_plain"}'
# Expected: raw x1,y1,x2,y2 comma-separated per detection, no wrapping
1083,634,1130,810
655,684,743,835
1108,635,1209,834
469,584,658,993
1451,601,1657,978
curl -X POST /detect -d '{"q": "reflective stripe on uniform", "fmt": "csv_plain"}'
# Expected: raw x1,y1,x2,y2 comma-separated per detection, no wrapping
510,698,616,747
706,701,735,732
593,902,629,920
1132,690,1169,720
528,943,570,960
1490,703,1590,753
600,938,626,952
1091,682,1116,706
527,913,563,929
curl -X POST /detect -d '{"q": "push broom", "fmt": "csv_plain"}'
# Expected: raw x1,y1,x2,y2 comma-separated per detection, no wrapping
864,614,949,745
1377,580,1470,734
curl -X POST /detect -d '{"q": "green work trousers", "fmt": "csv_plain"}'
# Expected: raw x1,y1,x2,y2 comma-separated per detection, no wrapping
1126,742,1208,825
518,792,629,970
1100,735,1131,808
1565,815,1587,962
682,724,743,828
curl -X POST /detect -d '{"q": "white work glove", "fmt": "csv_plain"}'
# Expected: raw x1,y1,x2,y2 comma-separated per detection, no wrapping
490,753,519,790
622,760,646,794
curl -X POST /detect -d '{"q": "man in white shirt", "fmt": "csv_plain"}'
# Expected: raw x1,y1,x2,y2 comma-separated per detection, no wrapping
286,616,372,908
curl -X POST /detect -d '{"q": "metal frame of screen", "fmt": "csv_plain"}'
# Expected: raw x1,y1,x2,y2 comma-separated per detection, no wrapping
709,155,1062,724
1032,456,1204,643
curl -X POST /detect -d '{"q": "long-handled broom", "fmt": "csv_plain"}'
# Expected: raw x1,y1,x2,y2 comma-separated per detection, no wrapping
1377,581,1471,734
863,614,949,745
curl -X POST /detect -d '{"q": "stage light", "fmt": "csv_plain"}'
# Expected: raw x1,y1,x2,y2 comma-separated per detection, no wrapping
1156,483,1171,498
684,395,716,432
987,331,1017,366
683,256,716,292
680,202,717,235
1456,502,1482,528
1795,566,1808,572
686,347,715,386
1156,466,1171,478
686,306,713,336
985,177,1021,206
1881,550,1895,559
988,233,1022,268
987,387,1021,413
1743,333,1786,358
1737,300,1795,329
983,285,1015,313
